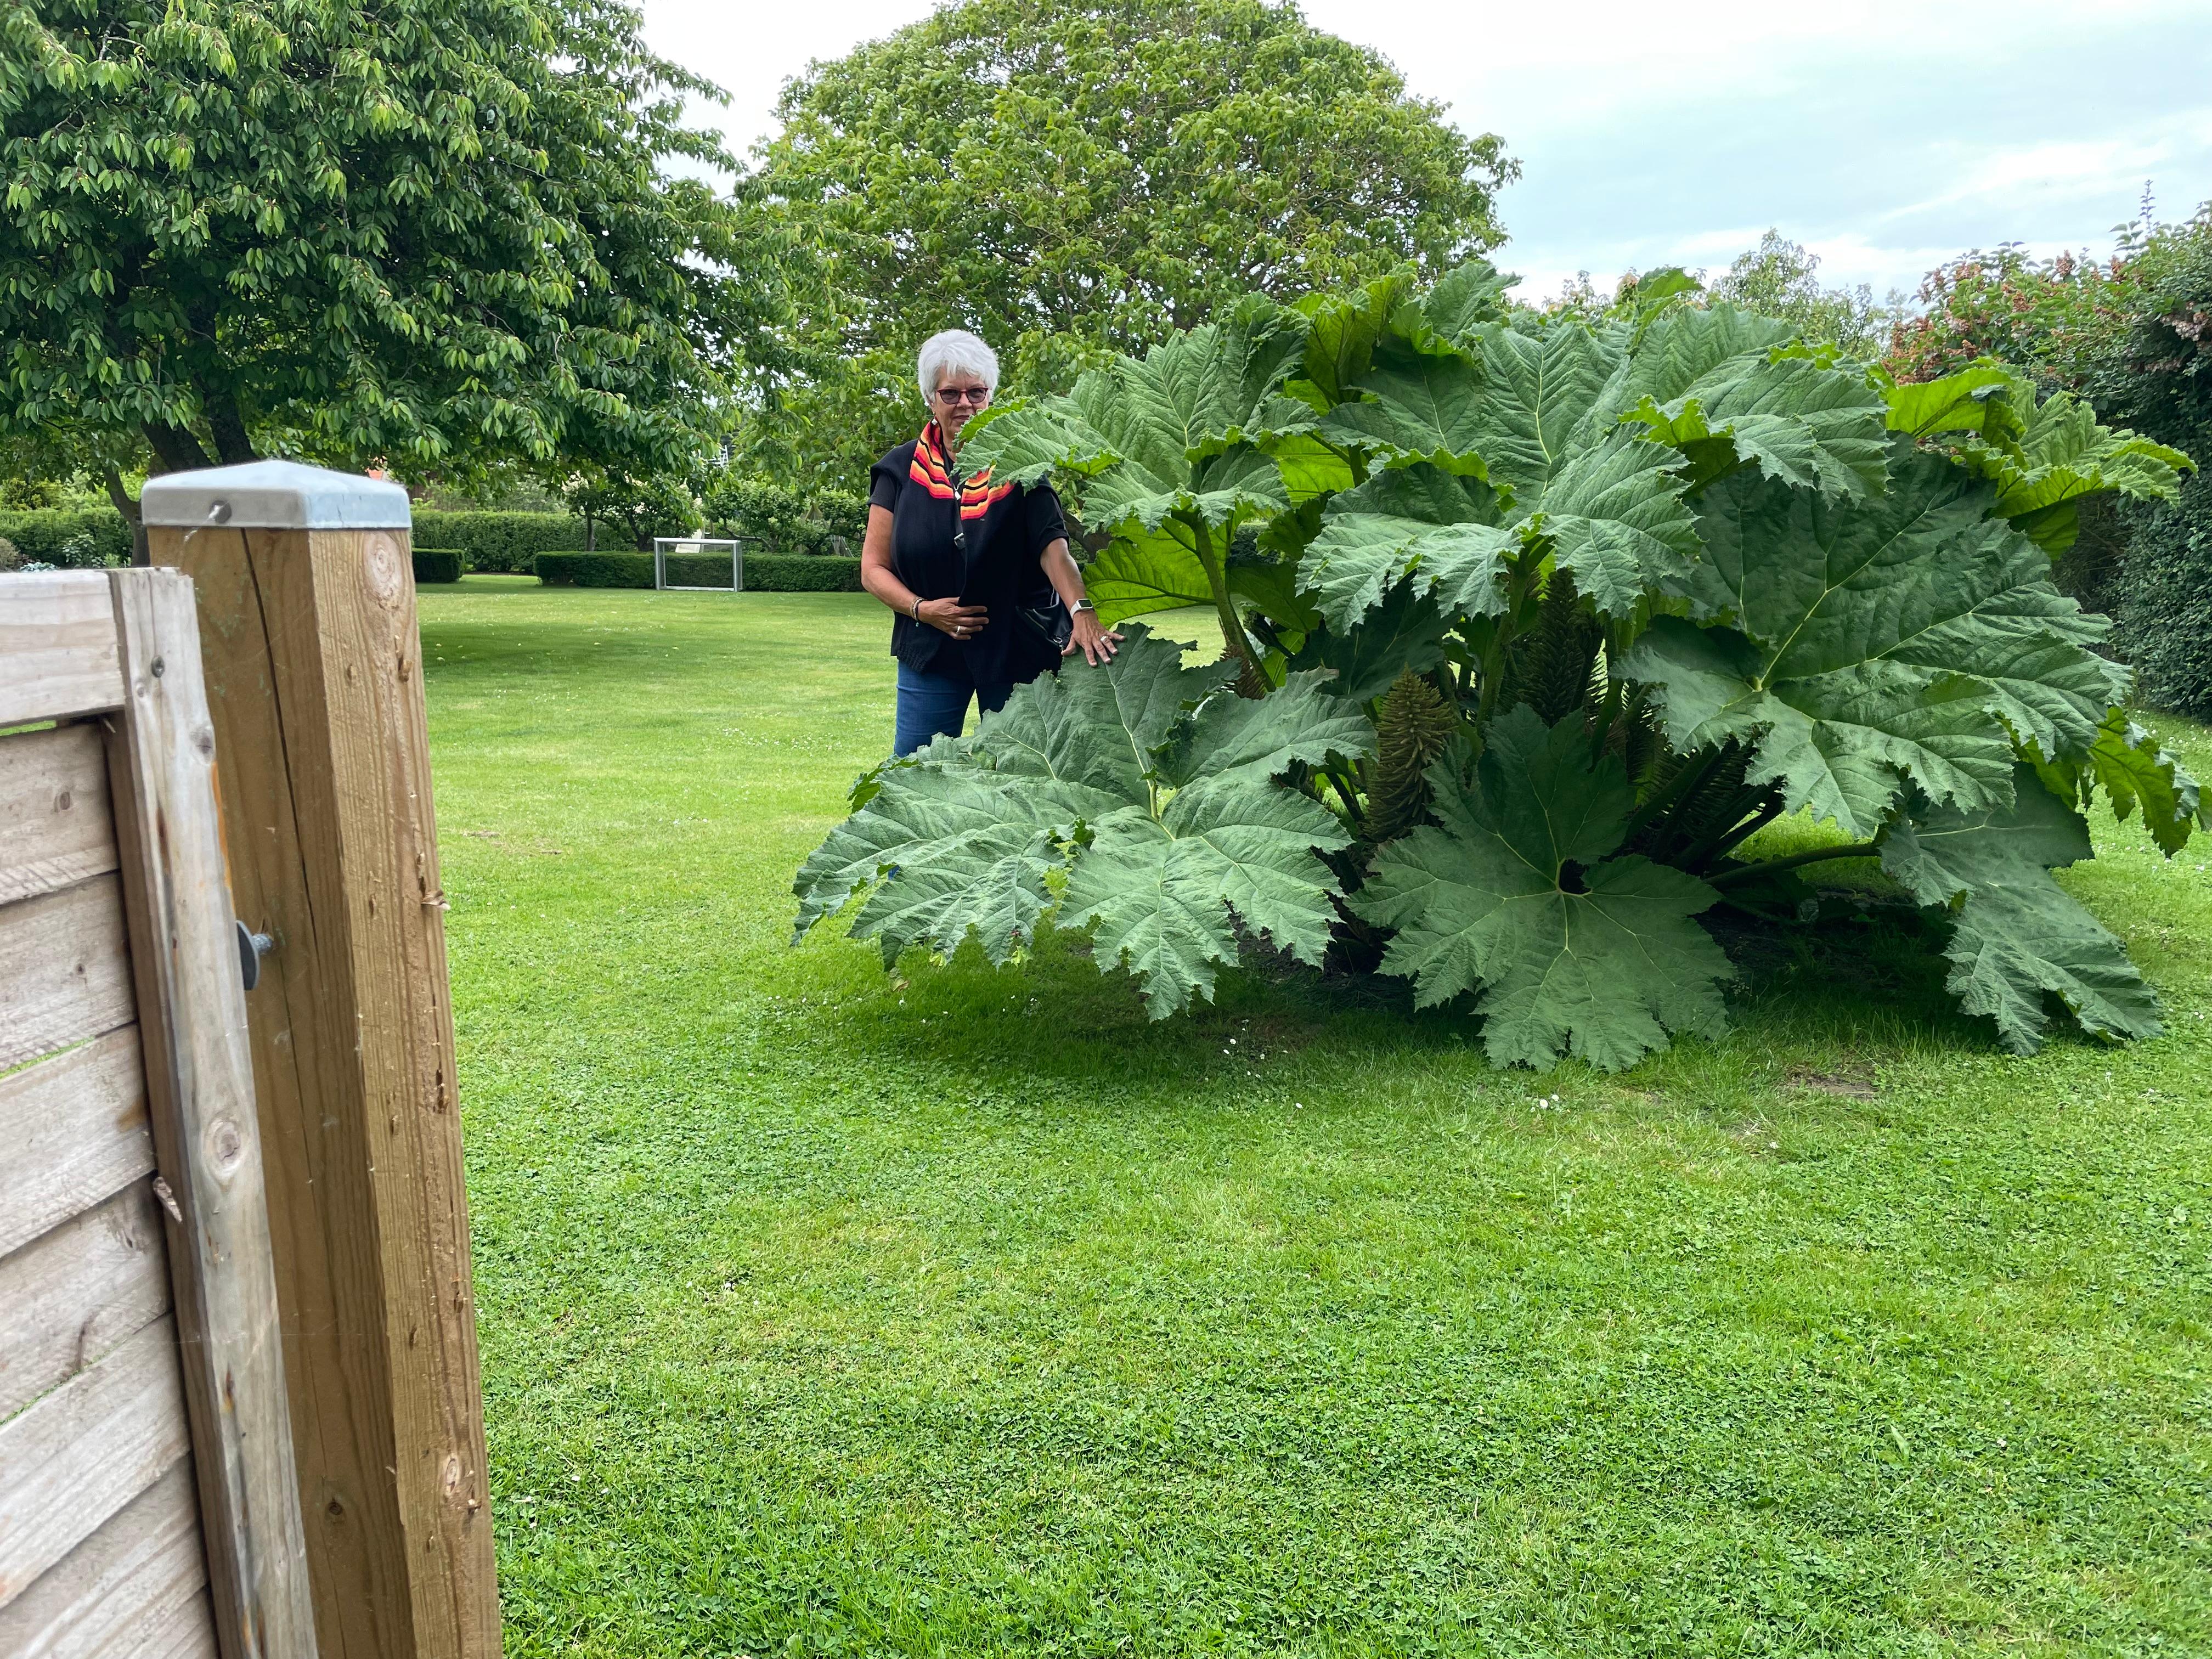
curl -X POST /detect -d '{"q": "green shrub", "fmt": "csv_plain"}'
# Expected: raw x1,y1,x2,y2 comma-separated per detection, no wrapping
2113,479,2212,716
411,548,464,584
0,506,130,566
747,554,864,591
701,474,868,554
414,510,590,573
535,551,652,588
535,551,864,591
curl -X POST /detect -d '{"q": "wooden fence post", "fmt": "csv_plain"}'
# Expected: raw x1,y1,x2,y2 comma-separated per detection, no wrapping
142,462,500,1659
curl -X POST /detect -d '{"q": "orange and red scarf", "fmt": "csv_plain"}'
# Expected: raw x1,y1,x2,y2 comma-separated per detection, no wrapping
910,420,1014,521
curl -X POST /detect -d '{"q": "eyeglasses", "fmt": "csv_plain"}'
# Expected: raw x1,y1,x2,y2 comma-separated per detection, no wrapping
935,386,990,405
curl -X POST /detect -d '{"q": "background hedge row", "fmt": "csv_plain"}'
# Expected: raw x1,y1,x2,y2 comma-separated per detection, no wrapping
535,551,864,591
0,506,132,566
411,510,589,573
2113,480,2212,718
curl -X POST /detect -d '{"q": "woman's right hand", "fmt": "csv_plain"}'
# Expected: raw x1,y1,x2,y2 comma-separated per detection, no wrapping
916,598,991,641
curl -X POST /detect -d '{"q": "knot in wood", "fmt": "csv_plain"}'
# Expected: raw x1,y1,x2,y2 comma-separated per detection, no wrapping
206,1116,246,1175
363,532,405,607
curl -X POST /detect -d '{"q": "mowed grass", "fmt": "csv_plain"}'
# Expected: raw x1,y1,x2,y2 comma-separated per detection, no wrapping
423,579,2212,1657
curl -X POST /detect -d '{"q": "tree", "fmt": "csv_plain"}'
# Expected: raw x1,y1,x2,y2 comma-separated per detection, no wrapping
747,0,1515,483
1708,230,1884,356
0,0,781,539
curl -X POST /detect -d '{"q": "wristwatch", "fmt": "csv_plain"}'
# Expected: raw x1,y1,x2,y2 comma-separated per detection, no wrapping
1071,599,1097,615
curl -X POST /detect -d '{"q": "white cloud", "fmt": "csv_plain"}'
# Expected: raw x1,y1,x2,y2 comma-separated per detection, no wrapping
639,0,2212,307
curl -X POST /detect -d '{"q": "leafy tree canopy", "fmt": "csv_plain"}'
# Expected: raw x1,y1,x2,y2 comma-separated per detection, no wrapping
745,0,1514,482
0,0,780,507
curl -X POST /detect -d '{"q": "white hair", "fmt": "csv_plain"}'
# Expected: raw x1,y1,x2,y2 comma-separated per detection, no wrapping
916,329,999,404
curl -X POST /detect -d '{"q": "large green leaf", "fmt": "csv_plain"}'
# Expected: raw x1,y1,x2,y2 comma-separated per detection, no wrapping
1459,319,1623,501
1353,707,1731,1071
1622,449,2128,836
962,297,1309,537
1067,669,1373,1015
2034,709,2206,856
1596,303,1799,417
1416,257,1514,349
1598,306,1888,500
1881,769,2162,1053
1530,430,1705,615
1312,317,1700,622
1299,465,1514,631
1304,582,1454,702
794,634,1369,1018
1083,527,1214,623
1317,345,1493,475
1294,272,1416,405
1883,363,2018,440
1970,393,2193,551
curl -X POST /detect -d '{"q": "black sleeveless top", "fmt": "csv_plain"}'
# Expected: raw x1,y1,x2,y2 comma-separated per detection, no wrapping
868,422,1069,682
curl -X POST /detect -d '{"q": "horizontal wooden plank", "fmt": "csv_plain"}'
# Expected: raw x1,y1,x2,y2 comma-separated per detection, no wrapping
0,874,134,1074
0,1027,155,1260
0,1460,211,1659
0,723,117,905
0,1182,171,1425
0,572,123,729
0,1315,190,1614
136,1589,219,1659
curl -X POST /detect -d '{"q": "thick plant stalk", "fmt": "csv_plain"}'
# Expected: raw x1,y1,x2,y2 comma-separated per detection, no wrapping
1189,513,1268,698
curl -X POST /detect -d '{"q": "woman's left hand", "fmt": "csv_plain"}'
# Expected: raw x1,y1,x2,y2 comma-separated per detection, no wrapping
1064,610,1123,666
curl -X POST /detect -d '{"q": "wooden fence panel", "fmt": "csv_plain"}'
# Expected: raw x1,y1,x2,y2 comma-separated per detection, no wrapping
0,1460,217,1659
0,721,118,905
0,1314,194,1601
0,1182,170,1424
0,1026,154,1260
0,564,315,1659
0,875,136,1073
0,571,124,727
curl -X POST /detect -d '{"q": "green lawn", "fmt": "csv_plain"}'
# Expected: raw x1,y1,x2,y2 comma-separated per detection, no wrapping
425,578,2212,1657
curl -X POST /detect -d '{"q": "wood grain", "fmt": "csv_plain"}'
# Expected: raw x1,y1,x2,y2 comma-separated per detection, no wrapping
0,571,125,727
160,518,499,1659
0,874,136,1073
105,567,318,1659
0,1181,171,1424
0,722,119,904
0,1026,155,1260
0,1459,215,1659
0,1315,191,1611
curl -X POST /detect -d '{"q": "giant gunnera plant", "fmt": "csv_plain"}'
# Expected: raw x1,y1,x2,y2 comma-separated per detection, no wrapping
795,263,2202,1070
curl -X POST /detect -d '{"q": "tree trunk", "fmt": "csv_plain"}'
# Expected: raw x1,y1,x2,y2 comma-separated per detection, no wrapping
143,421,215,475
205,393,257,467
105,464,149,567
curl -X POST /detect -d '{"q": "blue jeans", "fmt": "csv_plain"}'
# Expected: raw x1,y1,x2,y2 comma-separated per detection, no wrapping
894,658,1015,757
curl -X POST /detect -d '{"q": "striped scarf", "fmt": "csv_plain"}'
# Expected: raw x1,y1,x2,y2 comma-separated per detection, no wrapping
909,420,1015,520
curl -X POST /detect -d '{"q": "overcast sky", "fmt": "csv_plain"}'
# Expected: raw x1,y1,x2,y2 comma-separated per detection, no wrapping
641,0,2212,306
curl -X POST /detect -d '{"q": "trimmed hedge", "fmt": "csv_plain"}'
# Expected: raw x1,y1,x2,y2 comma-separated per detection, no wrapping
535,551,864,592
412,549,464,584
0,506,131,567
413,510,591,573
2113,479,2212,718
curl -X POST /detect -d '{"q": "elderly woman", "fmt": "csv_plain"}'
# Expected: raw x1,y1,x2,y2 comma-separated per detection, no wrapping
862,329,1119,756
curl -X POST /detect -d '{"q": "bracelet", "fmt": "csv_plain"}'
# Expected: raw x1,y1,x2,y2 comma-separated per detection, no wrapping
910,596,922,620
